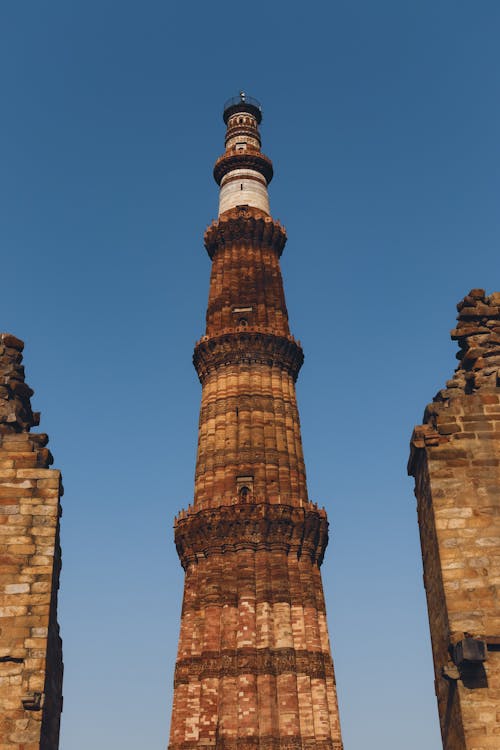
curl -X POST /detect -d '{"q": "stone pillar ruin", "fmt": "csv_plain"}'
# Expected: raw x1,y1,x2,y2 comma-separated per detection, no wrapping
408,289,500,750
0,334,63,749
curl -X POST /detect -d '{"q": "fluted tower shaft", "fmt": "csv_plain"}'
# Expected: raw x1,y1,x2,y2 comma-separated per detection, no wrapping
169,94,343,750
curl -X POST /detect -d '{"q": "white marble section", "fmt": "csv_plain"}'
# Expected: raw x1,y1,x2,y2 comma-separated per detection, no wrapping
219,169,270,216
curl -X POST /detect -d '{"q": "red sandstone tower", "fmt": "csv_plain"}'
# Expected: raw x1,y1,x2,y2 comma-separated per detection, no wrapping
168,94,343,750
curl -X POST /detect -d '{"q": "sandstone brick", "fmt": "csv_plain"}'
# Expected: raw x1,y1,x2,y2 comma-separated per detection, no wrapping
0,335,63,749
4,584,30,594
409,289,500,750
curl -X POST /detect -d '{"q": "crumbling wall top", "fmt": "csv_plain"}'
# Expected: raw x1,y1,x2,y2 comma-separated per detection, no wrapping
449,288,500,391
0,333,40,432
408,289,500,473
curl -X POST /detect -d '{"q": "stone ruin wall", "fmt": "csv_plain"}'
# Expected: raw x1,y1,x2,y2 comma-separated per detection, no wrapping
0,334,63,750
409,289,500,750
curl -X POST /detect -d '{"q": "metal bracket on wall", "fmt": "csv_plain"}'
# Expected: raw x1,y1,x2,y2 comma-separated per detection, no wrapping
442,664,460,681
22,692,44,711
452,637,487,667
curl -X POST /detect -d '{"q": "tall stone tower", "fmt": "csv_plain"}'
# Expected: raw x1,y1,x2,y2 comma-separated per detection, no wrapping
408,289,500,750
0,334,63,749
169,94,343,750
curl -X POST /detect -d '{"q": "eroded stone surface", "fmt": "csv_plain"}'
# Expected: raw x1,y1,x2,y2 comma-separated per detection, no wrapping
0,334,63,750
0,334,39,433
409,290,500,750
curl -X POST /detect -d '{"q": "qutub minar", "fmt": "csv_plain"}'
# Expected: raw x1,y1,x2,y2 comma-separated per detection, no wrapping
168,94,344,750
1,93,498,750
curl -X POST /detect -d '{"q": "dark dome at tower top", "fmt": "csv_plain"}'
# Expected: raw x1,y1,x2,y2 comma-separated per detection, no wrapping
223,92,262,124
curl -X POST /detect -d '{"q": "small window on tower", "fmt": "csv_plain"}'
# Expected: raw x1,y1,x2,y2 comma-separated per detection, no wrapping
239,318,248,327
236,476,254,498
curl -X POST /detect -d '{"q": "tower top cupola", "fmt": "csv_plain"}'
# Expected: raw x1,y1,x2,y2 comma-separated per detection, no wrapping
215,92,272,216
222,91,262,124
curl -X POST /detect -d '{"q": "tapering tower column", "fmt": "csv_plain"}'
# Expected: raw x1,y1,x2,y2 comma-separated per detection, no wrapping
169,94,343,750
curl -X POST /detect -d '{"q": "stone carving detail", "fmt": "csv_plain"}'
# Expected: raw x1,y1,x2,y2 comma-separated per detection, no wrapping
169,739,341,750
174,501,328,569
193,331,303,383
174,648,334,686
0,334,39,432
204,206,287,258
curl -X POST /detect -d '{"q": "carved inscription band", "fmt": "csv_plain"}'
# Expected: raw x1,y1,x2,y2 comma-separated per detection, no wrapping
173,647,335,686
170,738,343,750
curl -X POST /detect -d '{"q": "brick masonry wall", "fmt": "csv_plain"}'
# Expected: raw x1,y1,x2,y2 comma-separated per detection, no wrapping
409,289,500,750
0,334,63,750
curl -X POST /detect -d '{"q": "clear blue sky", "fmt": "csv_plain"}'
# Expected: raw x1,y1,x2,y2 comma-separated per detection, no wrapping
1,2,499,748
